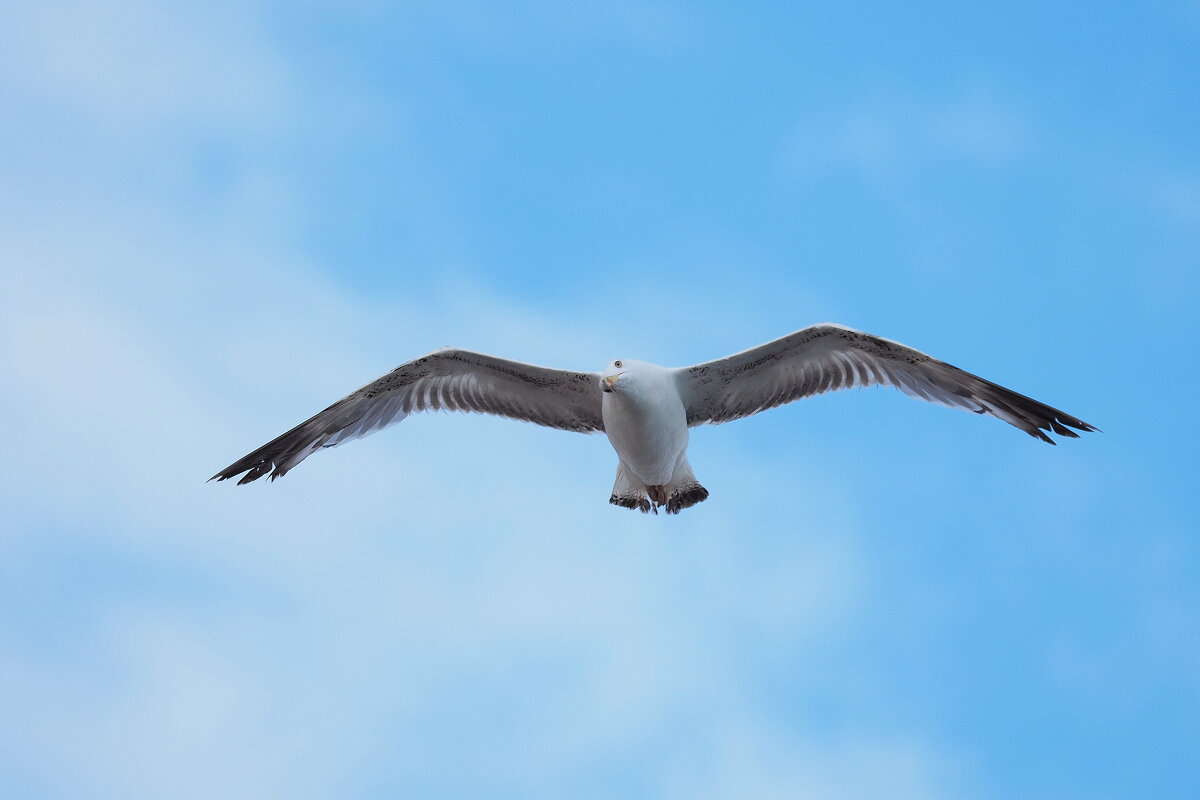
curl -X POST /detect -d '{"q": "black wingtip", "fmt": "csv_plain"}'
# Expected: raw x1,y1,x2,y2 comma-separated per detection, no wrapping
1048,419,1076,438
1058,417,1100,437
1030,413,1099,444
1028,427,1056,444
207,460,270,486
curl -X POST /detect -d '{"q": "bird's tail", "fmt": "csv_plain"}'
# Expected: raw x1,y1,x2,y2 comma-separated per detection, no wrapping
609,457,709,515
609,463,653,513
661,454,709,514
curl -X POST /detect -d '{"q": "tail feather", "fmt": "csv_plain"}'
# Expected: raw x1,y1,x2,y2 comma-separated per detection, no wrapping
666,482,709,514
610,463,654,514
609,456,709,515
663,454,708,515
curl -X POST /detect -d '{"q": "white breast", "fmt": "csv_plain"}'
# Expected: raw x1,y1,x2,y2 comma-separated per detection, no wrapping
601,367,689,485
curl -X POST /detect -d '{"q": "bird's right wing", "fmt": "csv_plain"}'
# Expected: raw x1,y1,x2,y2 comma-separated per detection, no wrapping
675,324,1096,443
212,348,604,484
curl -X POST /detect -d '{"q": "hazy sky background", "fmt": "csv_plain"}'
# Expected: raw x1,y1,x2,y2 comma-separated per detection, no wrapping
2,1,1197,798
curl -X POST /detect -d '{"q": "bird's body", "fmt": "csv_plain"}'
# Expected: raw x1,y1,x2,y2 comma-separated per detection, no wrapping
212,323,1097,514
599,361,703,513
602,360,687,484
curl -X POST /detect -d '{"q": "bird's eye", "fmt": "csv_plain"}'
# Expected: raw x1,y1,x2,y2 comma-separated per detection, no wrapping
614,360,622,368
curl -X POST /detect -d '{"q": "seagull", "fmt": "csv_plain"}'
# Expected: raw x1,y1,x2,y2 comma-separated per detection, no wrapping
212,323,1096,514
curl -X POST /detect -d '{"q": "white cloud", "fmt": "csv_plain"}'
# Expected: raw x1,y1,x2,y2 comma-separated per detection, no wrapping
0,170,971,796
664,719,963,800
0,0,290,132
347,0,698,56
1150,172,1200,227
0,4,969,798
785,85,1035,187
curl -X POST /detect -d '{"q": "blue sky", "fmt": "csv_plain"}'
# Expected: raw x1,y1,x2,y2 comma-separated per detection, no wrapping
1,1,1197,798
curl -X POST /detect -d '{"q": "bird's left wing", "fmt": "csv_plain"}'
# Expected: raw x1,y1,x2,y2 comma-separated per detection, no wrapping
212,348,604,484
675,324,1096,443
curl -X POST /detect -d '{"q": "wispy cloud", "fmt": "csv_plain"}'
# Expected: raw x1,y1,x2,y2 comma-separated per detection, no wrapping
3,2,1191,798
784,85,1035,187
0,1,290,132
0,17,960,788
1149,172,1200,228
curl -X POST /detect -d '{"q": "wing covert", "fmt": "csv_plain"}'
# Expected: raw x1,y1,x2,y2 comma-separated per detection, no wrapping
212,348,603,484
675,324,1096,443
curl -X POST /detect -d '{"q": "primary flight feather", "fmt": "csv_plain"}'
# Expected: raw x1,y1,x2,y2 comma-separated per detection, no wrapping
212,324,1097,513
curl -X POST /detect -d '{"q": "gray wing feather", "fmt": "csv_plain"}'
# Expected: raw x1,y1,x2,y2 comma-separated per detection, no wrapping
676,324,1096,443
212,348,604,484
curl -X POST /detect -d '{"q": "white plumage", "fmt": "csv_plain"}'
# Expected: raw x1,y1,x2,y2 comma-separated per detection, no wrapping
212,324,1096,514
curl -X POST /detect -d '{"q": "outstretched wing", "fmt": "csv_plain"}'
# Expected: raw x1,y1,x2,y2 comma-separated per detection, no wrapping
212,348,604,484
675,324,1096,443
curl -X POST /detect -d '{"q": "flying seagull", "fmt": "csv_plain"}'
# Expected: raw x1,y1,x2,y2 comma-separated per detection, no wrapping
212,323,1096,514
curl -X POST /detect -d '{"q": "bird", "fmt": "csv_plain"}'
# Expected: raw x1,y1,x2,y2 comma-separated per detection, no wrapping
211,323,1096,514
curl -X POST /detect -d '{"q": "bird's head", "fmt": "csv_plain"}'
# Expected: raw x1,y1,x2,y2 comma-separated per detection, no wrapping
600,359,634,393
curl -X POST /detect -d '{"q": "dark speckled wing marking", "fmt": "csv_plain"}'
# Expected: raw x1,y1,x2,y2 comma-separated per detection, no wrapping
212,348,604,485
677,324,1096,444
